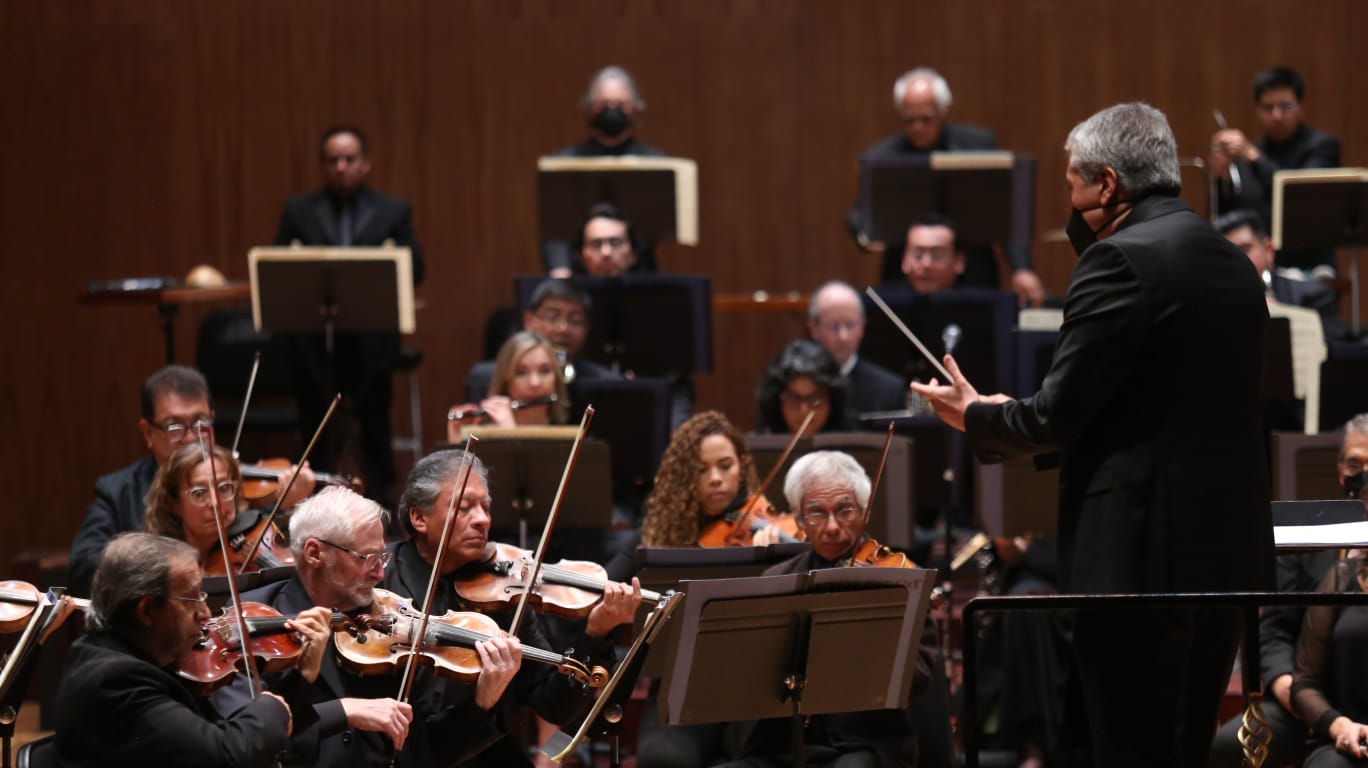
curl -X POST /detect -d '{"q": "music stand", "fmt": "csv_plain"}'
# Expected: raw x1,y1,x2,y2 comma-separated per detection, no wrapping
536,155,699,247
515,274,714,375
657,569,935,768
1272,168,1368,336
862,151,1036,252
435,435,612,556
0,589,78,766
975,458,1058,538
569,377,673,502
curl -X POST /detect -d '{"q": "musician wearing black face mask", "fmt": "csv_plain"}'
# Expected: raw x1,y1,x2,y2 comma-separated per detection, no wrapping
912,103,1273,767
542,65,667,277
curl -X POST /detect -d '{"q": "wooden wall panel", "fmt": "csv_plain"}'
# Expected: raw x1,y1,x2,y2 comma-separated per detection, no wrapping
2,0,1364,574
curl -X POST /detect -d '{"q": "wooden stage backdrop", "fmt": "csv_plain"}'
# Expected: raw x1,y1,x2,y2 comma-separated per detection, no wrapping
2,0,1365,575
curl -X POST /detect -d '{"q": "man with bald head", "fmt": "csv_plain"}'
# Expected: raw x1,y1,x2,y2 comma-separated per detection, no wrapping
808,281,906,419
848,67,1044,306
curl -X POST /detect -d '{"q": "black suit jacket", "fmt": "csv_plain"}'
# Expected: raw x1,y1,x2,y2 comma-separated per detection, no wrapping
845,356,908,418
68,456,158,595
54,630,293,768
965,195,1274,594
274,186,425,285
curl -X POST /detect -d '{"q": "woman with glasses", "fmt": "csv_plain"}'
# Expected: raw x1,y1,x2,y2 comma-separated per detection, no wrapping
144,442,293,574
753,339,852,435
447,330,570,442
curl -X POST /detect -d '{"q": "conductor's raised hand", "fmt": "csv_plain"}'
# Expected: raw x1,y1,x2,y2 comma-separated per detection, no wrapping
908,355,1009,432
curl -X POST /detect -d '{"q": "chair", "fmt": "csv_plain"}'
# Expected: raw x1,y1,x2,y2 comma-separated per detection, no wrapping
17,733,55,768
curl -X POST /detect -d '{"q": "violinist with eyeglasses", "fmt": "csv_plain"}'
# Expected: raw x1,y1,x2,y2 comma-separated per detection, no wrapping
210,485,516,768
382,449,643,768
52,532,330,768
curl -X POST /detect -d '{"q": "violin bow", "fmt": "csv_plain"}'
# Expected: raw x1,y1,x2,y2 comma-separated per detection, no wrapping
396,437,480,704
734,409,815,537
196,423,260,698
236,393,341,574
508,405,594,638
863,423,895,526
229,351,261,460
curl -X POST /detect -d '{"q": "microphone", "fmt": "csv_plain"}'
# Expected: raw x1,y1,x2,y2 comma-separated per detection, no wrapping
942,324,961,357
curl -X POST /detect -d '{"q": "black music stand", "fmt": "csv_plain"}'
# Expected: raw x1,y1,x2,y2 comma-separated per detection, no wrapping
861,152,1037,255
657,569,935,768
515,274,714,375
536,155,699,248
569,378,673,503
0,589,76,768
439,437,612,559
1272,168,1368,337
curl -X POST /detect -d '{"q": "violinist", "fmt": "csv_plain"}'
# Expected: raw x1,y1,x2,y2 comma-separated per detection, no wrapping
53,532,328,768
218,485,497,768
639,410,790,548
143,442,295,573
386,449,641,767
718,451,936,768
447,330,569,441
69,365,315,593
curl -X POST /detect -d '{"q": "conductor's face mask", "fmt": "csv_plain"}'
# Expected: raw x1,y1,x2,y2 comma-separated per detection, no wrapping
1065,201,1132,256
1345,456,1366,501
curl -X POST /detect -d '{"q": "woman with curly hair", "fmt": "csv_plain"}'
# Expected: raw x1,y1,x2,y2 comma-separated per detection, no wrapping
640,410,791,548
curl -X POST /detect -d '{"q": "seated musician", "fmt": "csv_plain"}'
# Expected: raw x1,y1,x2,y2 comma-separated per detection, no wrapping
717,451,936,768
1215,208,1344,341
143,442,293,573
898,212,967,295
754,339,852,434
387,449,642,767
53,532,328,767
68,364,315,593
808,281,907,416
573,202,649,277
448,330,569,442
216,484,501,767
1210,413,1368,768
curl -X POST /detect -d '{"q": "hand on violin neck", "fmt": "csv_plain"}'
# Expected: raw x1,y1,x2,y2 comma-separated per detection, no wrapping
287,606,333,683
585,577,644,638
278,461,317,510
340,697,414,750
474,633,523,710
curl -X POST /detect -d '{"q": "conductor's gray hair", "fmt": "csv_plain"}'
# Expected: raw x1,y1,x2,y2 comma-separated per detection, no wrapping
581,66,646,111
1343,414,1368,461
289,486,390,558
1064,102,1181,198
893,68,952,115
807,281,865,323
87,533,197,633
783,451,872,512
397,450,490,538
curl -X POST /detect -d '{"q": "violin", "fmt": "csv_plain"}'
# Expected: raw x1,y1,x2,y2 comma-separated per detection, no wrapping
176,602,349,696
0,580,89,633
446,394,558,424
333,588,608,687
238,458,360,505
455,542,662,619
847,538,916,569
201,507,296,577
697,494,805,548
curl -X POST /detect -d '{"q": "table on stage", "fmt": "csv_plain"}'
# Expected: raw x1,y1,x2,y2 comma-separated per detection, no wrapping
78,281,252,364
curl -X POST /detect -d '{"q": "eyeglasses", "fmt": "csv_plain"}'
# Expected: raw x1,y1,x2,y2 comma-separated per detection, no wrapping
816,320,862,336
902,113,941,125
906,246,953,264
183,481,238,505
780,391,825,409
585,236,627,251
533,310,587,329
1258,101,1299,115
1344,458,1366,475
318,539,392,569
167,591,209,607
151,417,215,440
801,505,861,527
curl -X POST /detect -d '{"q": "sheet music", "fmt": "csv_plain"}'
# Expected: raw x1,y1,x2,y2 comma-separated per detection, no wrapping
1274,520,1368,548
929,150,1015,170
1266,301,1327,433
536,155,699,245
